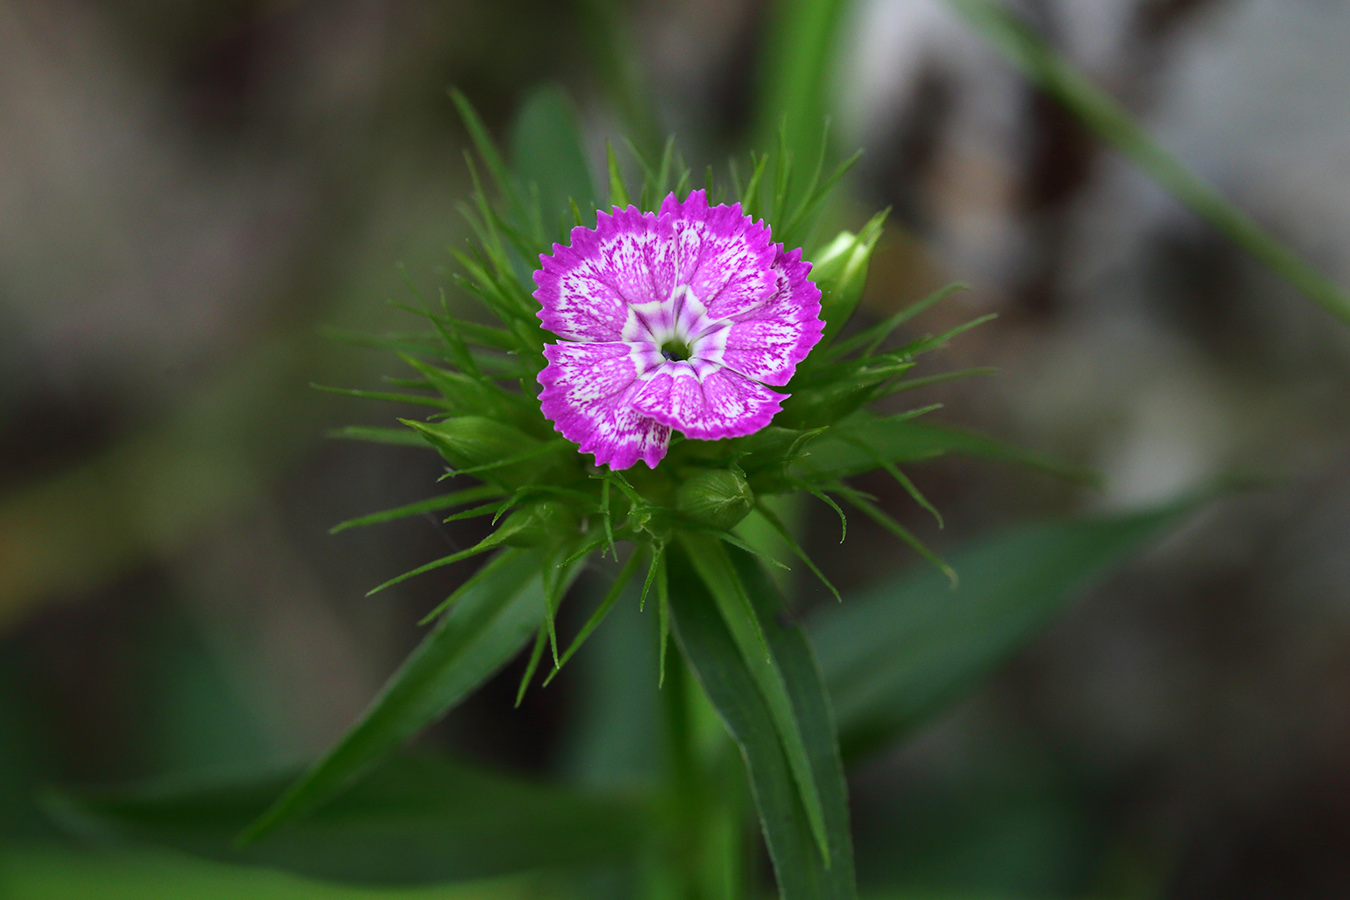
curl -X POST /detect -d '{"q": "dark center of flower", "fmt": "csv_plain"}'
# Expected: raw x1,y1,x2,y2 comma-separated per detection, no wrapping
660,337,693,362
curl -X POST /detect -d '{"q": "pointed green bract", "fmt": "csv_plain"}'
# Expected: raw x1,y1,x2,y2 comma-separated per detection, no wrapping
329,485,502,534
544,549,644,685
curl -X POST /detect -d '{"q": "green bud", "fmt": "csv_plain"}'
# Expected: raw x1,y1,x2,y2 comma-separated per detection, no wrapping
402,416,554,488
810,210,887,342
675,469,754,531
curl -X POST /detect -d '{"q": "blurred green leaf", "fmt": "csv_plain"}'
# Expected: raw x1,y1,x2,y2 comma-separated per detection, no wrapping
945,0,1350,326
811,502,1201,761
793,415,1099,485
669,541,857,900
327,426,427,448
42,753,645,888
330,486,502,534
239,549,552,845
755,0,850,188
0,846,550,900
511,84,598,238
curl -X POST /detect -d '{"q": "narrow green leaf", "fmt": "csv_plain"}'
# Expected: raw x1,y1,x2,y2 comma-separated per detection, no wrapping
656,548,670,687
325,426,426,448
309,383,450,410
836,434,943,528
606,142,630,208
238,548,552,844
752,504,842,602
793,413,1099,485
945,0,1350,326
675,534,831,865
544,549,643,685
812,500,1205,761
48,752,647,885
833,485,955,586
364,511,537,596
330,485,502,534
668,542,856,900
828,283,968,361
449,89,517,203
755,0,850,197
515,626,549,707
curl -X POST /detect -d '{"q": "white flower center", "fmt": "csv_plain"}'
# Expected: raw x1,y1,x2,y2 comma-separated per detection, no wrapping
622,284,731,378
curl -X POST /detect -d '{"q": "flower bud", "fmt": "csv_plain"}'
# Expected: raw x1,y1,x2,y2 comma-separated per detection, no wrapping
403,416,552,486
811,211,886,342
675,469,754,531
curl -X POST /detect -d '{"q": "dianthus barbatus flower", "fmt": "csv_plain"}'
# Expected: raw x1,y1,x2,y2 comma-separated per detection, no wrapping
534,190,824,470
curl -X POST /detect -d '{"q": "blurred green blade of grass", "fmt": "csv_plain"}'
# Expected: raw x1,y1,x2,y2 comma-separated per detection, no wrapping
812,498,1207,762
945,0,1350,325
755,0,850,175
40,752,646,887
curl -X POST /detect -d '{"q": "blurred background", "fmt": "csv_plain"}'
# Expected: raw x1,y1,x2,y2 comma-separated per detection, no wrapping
2,0,1349,896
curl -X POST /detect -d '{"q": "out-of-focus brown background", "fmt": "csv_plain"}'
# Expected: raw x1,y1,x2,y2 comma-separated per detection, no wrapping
2,0,1348,896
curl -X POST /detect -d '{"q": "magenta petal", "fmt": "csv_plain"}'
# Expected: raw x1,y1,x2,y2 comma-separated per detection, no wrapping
538,342,671,469
719,246,824,386
632,363,785,440
534,206,672,341
533,193,825,462
658,190,777,321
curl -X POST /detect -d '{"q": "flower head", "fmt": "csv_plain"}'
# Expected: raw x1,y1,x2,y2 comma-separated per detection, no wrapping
534,190,824,469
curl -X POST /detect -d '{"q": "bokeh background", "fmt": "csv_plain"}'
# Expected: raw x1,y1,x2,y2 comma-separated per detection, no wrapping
2,0,1349,897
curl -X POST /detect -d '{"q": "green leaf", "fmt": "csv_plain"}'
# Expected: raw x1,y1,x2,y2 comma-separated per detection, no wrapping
606,142,630,209
755,0,850,201
404,417,562,488
238,548,554,844
45,752,647,886
792,414,1099,485
326,426,427,448
944,0,1350,326
510,84,598,237
668,541,856,900
676,533,832,865
544,549,643,686
811,501,1202,761
329,486,502,534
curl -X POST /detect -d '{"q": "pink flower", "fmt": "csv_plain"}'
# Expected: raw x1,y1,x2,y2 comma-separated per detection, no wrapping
534,191,824,470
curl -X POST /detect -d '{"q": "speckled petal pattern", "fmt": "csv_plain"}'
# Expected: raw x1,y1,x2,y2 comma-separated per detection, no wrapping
534,190,824,469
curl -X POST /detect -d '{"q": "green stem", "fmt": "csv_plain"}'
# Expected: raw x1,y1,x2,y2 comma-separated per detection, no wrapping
649,635,748,900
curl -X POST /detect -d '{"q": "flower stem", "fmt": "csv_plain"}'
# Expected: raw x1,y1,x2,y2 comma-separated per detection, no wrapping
648,633,748,900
